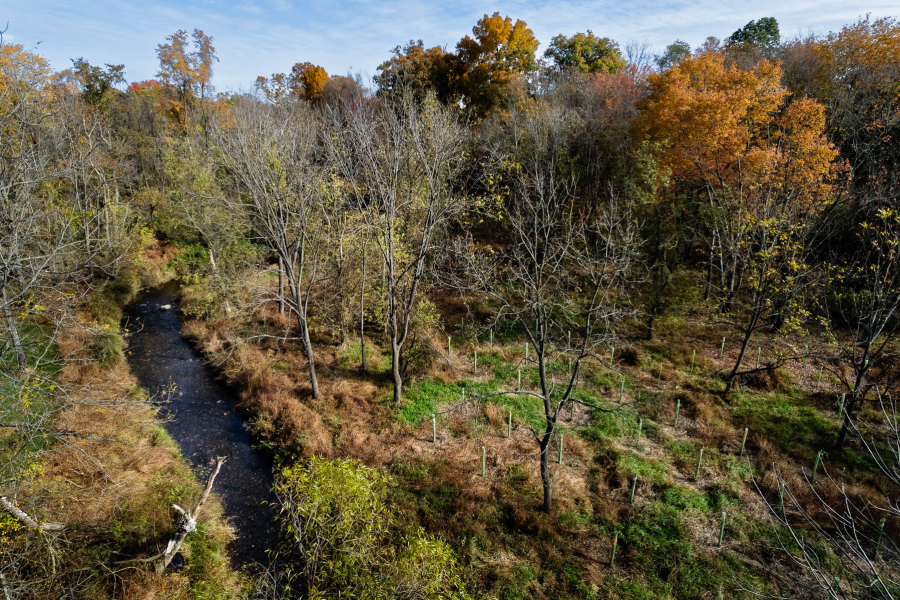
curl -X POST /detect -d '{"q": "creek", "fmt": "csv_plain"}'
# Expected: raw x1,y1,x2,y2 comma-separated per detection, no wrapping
124,281,277,566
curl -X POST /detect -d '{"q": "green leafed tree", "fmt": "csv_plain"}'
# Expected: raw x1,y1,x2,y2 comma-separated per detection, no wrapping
726,17,780,49
544,30,626,74
71,58,125,106
655,40,691,70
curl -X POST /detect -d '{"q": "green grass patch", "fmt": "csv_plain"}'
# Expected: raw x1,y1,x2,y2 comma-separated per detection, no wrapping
618,453,669,486
399,378,498,426
730,389,838,456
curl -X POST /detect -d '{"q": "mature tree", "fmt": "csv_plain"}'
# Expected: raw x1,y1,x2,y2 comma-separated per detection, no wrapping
726,17,780,49
326,94,470,403
656,40,691,70
216,99,329,398
455,12,539,116
290,61,329,101
155,29,218,129
544,31,626,74
786,17,900,187
253,72,292,103
375,40,458,104
71,58,125,106
454,100,640,512
321,75,366,107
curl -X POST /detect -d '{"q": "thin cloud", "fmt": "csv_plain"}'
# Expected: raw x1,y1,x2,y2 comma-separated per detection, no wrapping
4,0,897,90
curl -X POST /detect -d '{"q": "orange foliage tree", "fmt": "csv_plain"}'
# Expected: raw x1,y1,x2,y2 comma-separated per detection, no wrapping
634,51,840,389
455,12,539,116
290,62,329,101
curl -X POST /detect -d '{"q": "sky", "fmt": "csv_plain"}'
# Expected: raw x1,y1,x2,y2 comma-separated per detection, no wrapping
3,1,897,91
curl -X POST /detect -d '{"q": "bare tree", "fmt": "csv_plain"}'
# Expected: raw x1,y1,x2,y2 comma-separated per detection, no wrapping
325,93,470,403
216,98,329,398
752,392,899,598
451,101,640,512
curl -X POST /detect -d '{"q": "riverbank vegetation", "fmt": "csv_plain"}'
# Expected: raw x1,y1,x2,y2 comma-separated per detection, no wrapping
2,12,900,600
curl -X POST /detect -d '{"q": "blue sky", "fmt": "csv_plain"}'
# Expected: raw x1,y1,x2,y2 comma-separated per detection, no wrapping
3,1,897,91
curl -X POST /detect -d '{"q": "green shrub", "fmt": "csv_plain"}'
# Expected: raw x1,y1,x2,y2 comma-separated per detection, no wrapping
273,456,471,600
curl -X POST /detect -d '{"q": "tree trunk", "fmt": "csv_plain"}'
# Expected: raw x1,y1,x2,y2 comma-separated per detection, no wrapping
359,250,366,373
391,339,402,404
539,439,551,513
2,287,26,369
278,257,285,315
299,316,320,399
725,325,755,393
836,374,866,448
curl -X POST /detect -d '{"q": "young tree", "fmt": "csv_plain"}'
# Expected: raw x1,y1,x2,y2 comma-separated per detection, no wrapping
325,93,470,403
819,205,900,447
754,391,899,597
453,101,640,512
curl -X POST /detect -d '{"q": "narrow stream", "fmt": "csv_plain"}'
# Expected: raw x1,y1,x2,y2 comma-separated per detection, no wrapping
123,281,277,566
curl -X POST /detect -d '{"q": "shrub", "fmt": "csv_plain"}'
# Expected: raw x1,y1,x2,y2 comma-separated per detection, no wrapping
273,457,471,600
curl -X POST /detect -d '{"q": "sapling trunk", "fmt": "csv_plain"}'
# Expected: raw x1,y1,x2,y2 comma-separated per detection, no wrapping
278,257,285,315
718,512,726,547
875,519,885,557
391,341,402,404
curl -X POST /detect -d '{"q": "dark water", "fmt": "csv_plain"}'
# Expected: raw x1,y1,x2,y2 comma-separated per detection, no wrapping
123,281,276,567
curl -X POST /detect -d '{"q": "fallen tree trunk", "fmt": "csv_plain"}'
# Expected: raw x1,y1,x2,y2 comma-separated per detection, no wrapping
0,496,66,531
114,456,226,572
